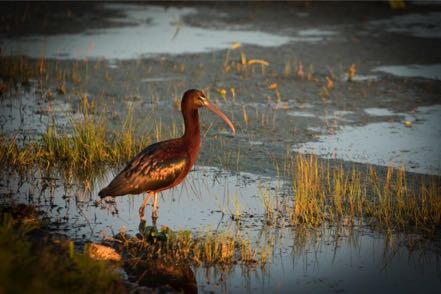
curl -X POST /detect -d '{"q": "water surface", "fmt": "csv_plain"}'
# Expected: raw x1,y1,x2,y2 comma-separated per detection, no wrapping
293,105,441,175
0,4,292,60
373,64,441,80
1,166,440,293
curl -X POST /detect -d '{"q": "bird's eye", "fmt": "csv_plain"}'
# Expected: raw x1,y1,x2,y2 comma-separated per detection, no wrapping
197,96,207,106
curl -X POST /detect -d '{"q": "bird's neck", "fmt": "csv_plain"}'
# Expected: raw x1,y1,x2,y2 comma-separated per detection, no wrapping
182,108,201,154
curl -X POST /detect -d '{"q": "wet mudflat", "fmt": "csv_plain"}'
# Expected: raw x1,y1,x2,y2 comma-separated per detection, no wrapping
1,2,441,293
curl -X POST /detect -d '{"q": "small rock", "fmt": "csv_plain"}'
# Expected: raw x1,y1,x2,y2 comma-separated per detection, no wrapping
87,243,121,262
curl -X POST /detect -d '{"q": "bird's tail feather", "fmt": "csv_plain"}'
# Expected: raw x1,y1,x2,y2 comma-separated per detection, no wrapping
98,187,110,198
98,186,127,197
98,177,133,197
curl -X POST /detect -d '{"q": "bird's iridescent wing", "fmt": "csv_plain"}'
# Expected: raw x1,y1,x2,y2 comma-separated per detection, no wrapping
99,141,188,197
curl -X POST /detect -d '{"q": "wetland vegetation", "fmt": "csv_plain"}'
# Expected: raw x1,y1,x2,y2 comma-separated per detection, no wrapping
0,205,125,293
1,2,441,293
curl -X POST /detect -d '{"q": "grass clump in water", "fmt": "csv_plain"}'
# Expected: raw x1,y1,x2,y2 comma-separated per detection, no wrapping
259,154,441,235
288,154,441,234
0,102,151,174
103,222,262,292
0,55,39,85
111,222,260,276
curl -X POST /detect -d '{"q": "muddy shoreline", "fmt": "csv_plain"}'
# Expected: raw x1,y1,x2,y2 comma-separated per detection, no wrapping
2,2,441,177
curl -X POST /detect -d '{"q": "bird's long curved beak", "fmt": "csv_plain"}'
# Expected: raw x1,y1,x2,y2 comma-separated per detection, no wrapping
204,101,236,135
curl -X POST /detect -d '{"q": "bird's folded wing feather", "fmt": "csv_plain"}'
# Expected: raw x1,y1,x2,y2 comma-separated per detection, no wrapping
100,142,188,196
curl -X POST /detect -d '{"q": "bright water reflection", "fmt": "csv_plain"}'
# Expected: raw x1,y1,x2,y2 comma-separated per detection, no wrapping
0,4,292,60
293,105,441,175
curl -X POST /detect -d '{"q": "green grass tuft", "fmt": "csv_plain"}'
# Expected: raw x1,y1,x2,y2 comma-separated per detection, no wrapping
0,206,125,294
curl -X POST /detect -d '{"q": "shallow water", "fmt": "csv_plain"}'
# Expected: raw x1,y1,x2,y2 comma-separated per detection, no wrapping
369,12,441,38
297,29,337,37
287,109,354,123
364,107,397,117
0,4,293,60
220,228,441,294
292,105,441,175
0,4,344,60
287,111,316,118
373,64,441,80
342,73,379,82
1,166,440,293
0,82,77,140
1,166,283,240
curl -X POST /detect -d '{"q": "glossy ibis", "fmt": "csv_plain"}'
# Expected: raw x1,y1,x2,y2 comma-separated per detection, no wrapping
98,89,235,220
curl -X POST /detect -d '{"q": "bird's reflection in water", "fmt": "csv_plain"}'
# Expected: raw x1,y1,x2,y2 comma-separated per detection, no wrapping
122,220,198,294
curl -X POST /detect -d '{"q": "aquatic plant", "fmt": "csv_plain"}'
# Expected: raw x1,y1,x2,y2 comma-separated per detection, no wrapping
0,101,151,175
277,154,441,234
0,55,38,85
114,223,259,269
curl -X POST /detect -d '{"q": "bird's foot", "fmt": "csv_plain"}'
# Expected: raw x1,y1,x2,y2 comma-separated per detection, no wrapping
138,219,147,232
139,206,146,221
152,210,158,222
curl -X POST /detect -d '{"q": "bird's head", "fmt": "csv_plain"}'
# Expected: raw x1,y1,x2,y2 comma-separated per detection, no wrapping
182,89,236,134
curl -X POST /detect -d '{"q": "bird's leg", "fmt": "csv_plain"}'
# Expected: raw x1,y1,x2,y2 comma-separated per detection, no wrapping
139,192,153,220
152,193,158,220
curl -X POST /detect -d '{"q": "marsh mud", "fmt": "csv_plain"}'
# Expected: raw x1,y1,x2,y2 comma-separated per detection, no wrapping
1,2,441,293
